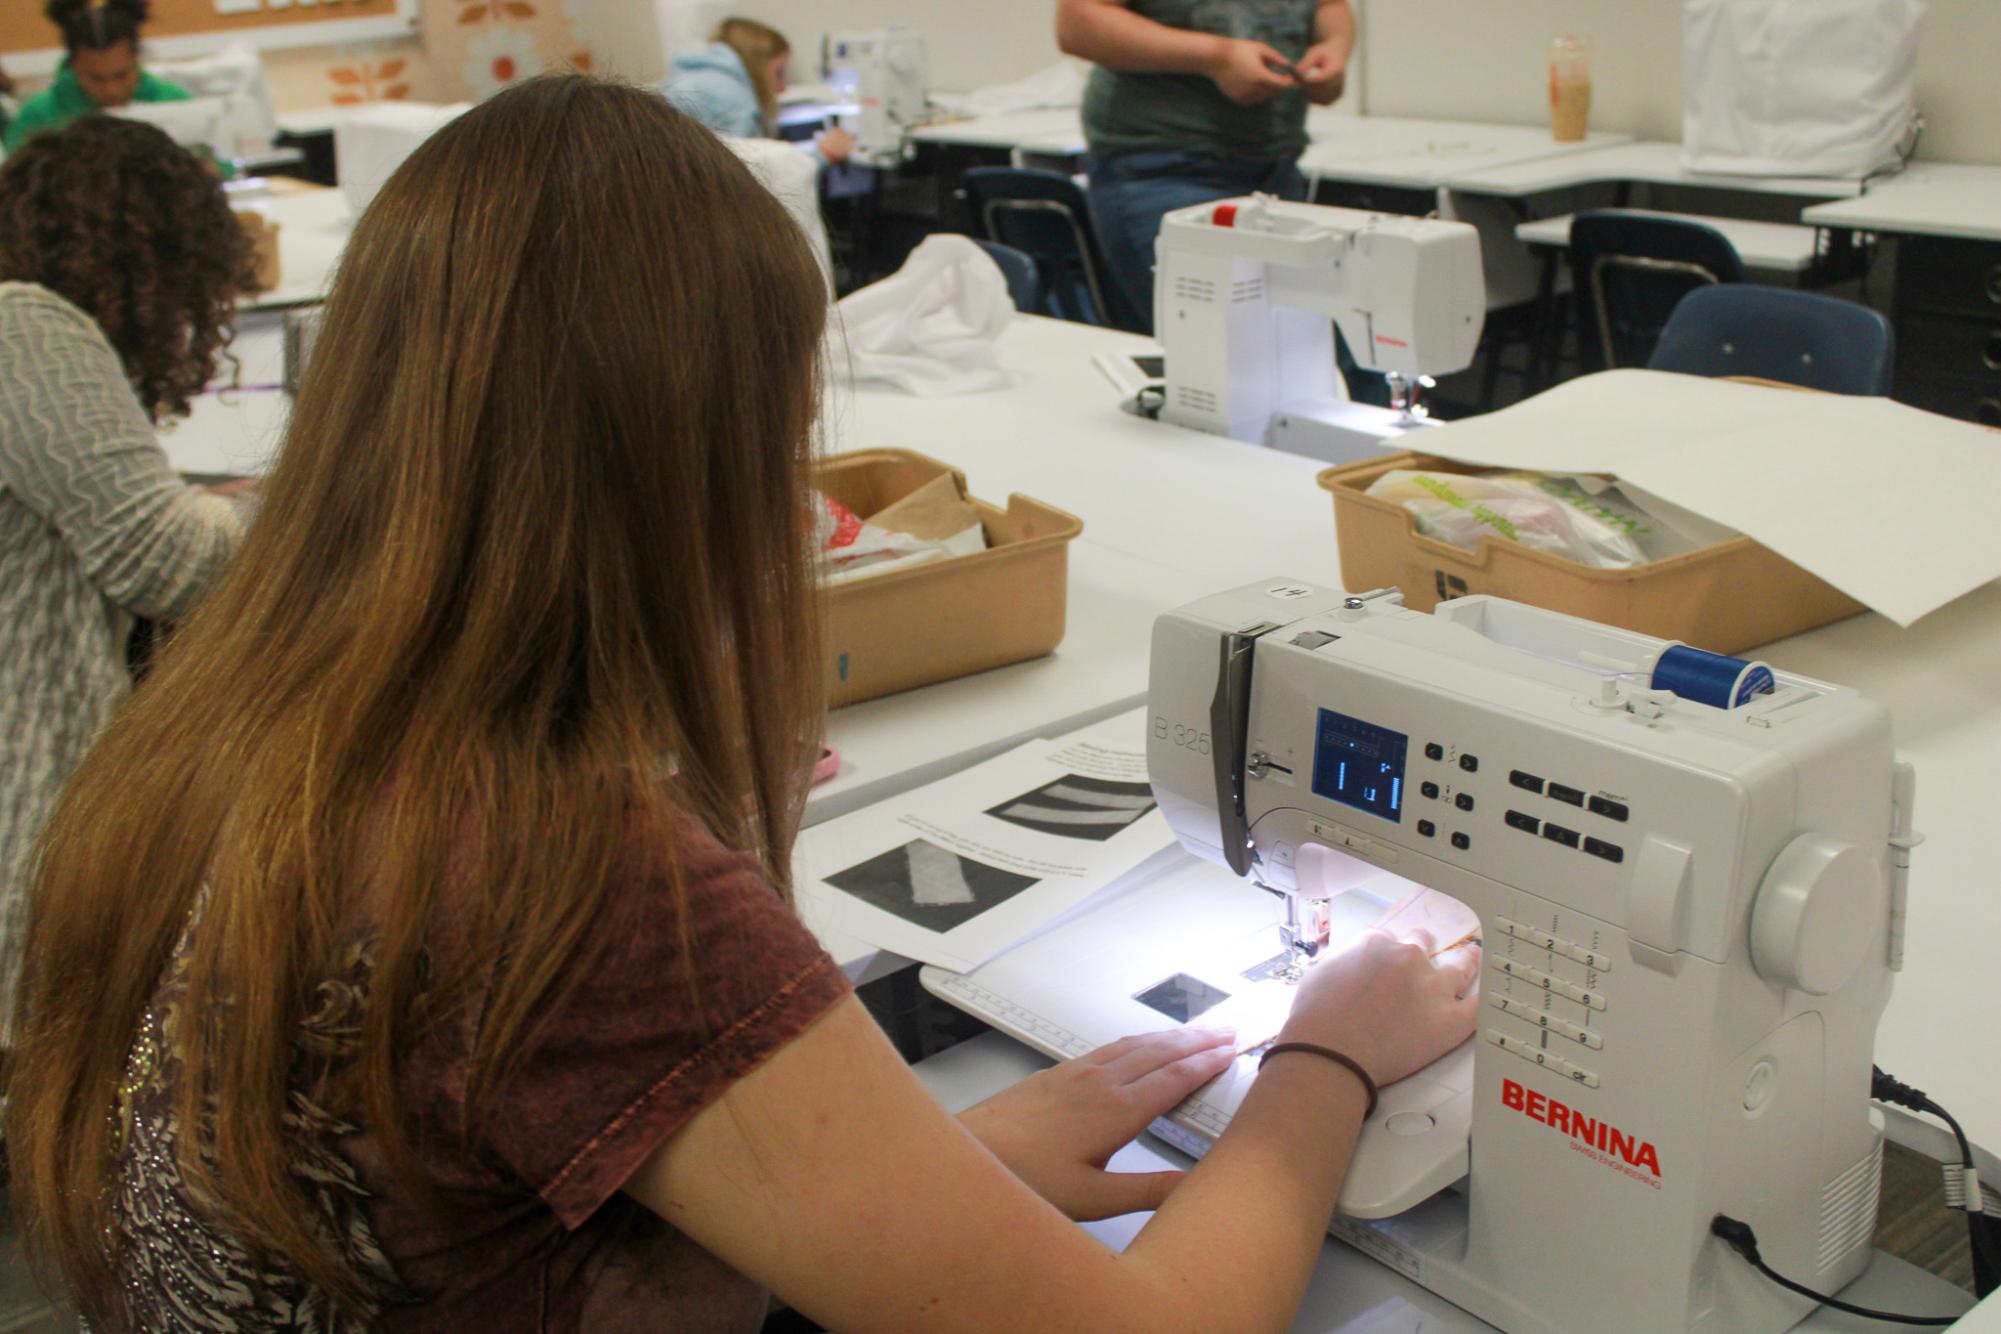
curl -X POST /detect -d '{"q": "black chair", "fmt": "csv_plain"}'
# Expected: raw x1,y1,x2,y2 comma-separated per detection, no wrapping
971,239,1043,314
960,167,1141,331
1568,211,1746,371
1648,285,1896,396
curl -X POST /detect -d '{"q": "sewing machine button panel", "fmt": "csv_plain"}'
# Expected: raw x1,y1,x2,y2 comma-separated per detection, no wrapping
1587,796,1629,822
1491,994,1606,1048
1552,1057,1601,1089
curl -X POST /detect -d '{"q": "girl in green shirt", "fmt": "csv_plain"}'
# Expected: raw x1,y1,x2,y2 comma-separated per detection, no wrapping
5,0,191,153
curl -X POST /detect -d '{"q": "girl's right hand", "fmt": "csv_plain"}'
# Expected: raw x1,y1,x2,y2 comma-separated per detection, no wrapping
1276,928,1481,1087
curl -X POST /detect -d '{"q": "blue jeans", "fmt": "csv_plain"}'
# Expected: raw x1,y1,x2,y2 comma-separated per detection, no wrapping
1085,151,1308,335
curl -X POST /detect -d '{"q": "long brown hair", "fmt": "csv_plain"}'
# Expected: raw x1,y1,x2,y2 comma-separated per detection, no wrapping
714,16,789,127
6,75,828,1320
0,114,254,419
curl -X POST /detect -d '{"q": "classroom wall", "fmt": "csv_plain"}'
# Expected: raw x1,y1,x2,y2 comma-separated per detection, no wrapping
1353,0,2001,166
665,0,1999,165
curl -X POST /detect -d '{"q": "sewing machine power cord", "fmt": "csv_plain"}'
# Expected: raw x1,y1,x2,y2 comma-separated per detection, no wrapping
1870,1065,2001,1299
1711,1065,1999,1325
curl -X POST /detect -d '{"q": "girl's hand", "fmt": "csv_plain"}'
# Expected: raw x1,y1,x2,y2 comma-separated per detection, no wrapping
957,1026,1238,1219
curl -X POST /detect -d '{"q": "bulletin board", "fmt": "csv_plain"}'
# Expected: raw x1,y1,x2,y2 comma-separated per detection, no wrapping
1,0,419,72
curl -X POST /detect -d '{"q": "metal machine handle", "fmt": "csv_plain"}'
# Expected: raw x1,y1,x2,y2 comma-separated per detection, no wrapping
1209,625,1275,877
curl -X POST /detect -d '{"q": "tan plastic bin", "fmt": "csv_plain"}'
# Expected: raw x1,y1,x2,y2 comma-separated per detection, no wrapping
1316,451,1865,654
819,449,1083,707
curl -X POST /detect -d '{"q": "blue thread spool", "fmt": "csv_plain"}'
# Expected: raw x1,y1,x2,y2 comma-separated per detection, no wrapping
1651,644,1776,709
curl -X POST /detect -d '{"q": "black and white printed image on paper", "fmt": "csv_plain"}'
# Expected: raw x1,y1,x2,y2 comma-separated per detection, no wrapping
986,775,1159,842
1132,972,1232,1024
823,838,1042,934
793,710,1177,974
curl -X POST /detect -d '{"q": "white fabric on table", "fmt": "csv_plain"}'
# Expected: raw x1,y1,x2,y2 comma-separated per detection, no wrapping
831,235,1013,397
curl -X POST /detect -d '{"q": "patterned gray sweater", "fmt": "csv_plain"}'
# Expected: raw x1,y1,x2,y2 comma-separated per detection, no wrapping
0,282,242,1033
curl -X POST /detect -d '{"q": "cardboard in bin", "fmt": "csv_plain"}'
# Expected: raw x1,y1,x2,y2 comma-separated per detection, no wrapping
818,449,1082,707
235,208,282,294
1317,451,1865,655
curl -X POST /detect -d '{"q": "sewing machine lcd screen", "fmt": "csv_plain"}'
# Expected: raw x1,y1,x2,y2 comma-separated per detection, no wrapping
1310,708,1406,823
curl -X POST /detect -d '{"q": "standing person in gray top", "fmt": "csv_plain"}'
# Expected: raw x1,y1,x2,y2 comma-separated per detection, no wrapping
0,116,254,1034
1059,0,1354,332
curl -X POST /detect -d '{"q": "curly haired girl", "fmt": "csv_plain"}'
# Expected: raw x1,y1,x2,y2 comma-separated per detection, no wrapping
0,113,254,1036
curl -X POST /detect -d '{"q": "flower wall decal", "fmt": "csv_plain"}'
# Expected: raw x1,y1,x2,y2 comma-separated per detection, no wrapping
327,57,412,105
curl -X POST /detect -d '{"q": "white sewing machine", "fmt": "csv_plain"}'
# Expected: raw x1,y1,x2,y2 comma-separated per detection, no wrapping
821,28,927,167
927,578,1922,1332
1151,579,1912,1332
1154,196,1485,464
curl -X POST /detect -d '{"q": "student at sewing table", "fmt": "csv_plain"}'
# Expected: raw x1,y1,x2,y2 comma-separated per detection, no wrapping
1058,0,1354,332
3,0,191,152
662,16,857,166
0,115,250,1045
7,77,1479,1331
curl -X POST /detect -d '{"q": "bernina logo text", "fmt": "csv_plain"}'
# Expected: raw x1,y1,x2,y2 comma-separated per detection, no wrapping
1502,1078,1662,1186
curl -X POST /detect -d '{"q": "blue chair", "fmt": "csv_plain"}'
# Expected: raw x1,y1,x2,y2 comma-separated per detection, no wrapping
1649,285,1896,396
1569,212,1746,371
960,167,1141,331
972,239,1043,314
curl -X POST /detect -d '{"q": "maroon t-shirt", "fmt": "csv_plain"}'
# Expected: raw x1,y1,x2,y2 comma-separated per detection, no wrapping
105,811,852,1331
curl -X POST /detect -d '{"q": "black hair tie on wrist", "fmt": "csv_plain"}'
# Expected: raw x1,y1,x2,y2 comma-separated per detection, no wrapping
1258,1042,1380,1119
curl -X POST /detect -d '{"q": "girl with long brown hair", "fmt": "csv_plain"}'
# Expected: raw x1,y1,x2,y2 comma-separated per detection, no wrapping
7,76,1477,1330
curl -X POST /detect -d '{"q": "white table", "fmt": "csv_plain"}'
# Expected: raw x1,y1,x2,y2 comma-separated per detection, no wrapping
1445,140,1871,201
914,1031,1984,1331
908,107,1087,156
1295,117,1630,193
1517,209,1822,274
1800,163,2001,425
1801,162,2001,244
232,183,351,312
822,318,1340,583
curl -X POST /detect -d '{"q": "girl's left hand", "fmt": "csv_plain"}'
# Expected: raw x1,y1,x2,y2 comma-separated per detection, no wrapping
956,1026,1238,1220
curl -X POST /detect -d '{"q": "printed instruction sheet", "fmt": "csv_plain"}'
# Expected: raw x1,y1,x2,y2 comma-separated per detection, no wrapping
795,718,1176,973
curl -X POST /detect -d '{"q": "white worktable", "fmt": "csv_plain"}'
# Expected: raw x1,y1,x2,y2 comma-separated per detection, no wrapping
230,182,351,312
908,106,1087,155
1801,162,2001,243
1446,140,1871,201
822,318,1340,583
907,110,1629,197
1296,116,1629,192
1516,209,1822,273
914,1031,1982,1332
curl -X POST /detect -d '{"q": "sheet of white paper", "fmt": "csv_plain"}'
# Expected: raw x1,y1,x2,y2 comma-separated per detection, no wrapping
795,718,1176,973
1411,370,2001,627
